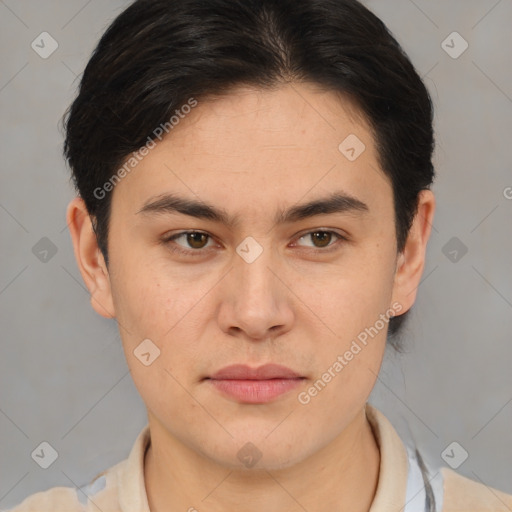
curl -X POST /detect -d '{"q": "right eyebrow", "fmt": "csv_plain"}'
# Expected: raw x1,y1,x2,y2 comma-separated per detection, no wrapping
136,194,238,227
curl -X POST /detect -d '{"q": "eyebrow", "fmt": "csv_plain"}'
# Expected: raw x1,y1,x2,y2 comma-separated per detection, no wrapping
136,191,369,227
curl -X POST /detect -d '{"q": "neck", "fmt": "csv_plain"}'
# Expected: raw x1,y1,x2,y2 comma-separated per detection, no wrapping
144,405,380,512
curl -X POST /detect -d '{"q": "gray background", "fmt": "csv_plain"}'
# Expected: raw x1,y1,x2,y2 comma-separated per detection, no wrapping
1,0,511,508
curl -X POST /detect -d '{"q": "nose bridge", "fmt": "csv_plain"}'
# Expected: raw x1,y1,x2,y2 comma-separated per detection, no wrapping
235,239,280,311
218,237,294,339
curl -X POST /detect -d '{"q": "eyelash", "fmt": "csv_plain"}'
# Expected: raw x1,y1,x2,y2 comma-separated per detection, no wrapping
161,229,348,257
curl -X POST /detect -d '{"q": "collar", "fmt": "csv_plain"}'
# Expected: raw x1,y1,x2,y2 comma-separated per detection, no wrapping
366,404,410,511
117,423,151,512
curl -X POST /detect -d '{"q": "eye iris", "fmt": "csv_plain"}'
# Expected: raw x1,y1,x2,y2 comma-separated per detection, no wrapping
311,231,332,247
187,232,208,249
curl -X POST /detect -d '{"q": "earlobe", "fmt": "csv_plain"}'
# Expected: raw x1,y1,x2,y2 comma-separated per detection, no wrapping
66,197,116,319
391,190,436,313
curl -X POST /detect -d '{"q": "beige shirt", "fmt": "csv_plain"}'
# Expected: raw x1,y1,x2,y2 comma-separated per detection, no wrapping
8,404,512,511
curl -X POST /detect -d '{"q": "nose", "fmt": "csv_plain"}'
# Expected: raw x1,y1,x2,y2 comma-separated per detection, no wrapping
216,243,295,341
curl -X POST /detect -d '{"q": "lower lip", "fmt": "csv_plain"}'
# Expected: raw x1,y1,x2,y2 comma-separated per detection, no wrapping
207,378,304,403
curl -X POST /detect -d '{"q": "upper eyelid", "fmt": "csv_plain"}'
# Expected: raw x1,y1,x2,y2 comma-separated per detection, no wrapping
294,228,347,240
297,230,343,239
167,230,218,246
165,228,347,249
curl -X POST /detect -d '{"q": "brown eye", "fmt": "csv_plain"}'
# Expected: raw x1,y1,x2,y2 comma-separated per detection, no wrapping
164,231,214,253
310,231,332,247
295,230,345,251
186,232,209,249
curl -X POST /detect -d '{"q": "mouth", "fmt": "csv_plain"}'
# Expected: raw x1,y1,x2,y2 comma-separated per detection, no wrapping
204,364,306,404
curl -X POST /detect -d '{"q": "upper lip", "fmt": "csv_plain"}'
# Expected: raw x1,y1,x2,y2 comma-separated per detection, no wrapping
208,364,303,380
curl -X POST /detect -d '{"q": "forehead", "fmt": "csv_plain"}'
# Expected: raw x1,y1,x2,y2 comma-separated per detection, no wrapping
169,83,373,157
111,83,392,218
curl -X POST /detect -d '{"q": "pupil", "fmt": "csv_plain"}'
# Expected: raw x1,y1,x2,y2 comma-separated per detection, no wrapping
188,233,207,248
312,231,331,247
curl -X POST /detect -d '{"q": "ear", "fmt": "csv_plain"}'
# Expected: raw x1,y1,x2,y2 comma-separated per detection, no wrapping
391,189,436,314
66,197,116,319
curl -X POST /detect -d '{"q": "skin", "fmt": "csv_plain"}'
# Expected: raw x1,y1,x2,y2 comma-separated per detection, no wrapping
67,82,435,512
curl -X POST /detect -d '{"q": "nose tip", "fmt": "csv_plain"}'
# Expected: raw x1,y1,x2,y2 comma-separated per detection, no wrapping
229,321,285,341
216,246,295,341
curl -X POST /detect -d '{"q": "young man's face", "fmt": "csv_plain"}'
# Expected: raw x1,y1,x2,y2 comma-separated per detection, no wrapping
69,83,433,470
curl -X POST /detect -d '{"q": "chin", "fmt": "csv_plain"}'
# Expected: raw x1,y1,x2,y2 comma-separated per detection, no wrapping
198,430,318,472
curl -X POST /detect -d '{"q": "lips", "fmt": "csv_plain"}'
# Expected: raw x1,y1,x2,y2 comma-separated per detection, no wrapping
205,364,305,404
208,364,302,380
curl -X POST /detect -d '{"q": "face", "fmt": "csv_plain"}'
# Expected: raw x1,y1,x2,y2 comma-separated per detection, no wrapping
70,82,432,470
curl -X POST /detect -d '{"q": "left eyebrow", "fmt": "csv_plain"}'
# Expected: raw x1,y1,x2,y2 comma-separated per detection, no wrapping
276,192,369,224
136,191,369,227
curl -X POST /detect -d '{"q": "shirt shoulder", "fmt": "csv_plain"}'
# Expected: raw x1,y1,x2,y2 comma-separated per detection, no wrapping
6,485,85,512
6,425,151,512
441,466,512,511
6,469,121,512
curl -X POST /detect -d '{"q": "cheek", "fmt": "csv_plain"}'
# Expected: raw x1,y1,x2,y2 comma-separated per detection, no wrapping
109,264,206,418
109,245,209,336
295,279,390,429
296,248,396,342
290,240,395,401
111,279,204,362
108,254,222,395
